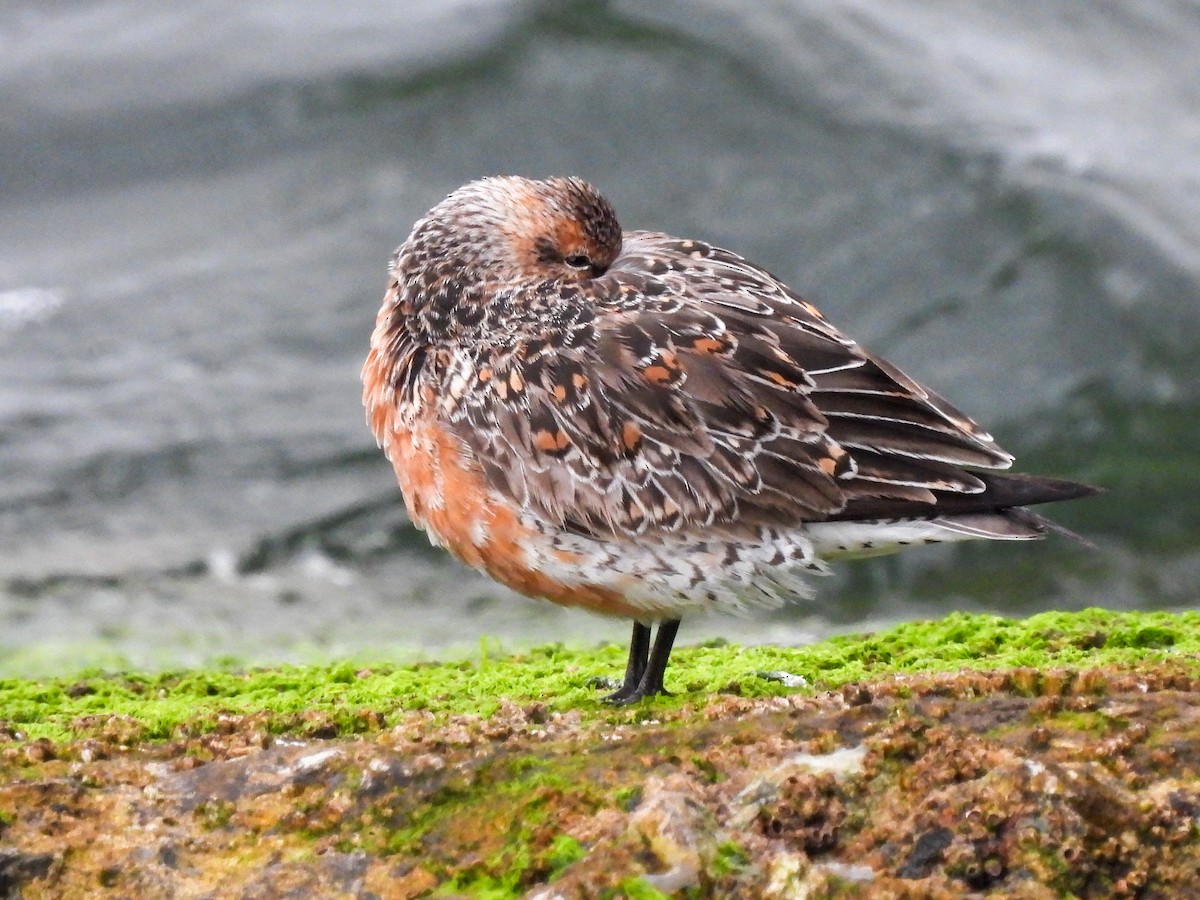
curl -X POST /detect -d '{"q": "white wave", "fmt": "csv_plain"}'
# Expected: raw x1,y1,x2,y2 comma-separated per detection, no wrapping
0,287,64,332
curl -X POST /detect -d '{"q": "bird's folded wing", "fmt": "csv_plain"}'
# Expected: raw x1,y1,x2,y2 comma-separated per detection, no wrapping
448,233,1013,540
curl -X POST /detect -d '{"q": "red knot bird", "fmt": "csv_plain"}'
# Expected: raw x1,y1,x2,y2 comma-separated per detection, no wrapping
362,175,1098,704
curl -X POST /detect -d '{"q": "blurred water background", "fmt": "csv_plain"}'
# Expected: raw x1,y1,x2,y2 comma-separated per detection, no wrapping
2,0,1198,675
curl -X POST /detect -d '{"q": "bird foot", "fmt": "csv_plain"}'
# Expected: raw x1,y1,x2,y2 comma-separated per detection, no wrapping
600,680,670,706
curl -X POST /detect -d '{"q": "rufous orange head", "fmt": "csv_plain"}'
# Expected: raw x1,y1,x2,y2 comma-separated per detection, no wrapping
395,176,623,292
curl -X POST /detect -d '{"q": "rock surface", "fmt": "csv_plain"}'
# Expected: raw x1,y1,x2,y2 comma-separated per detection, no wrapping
2,662,1199,897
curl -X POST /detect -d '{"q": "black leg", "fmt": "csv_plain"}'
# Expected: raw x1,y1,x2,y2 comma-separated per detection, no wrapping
602,619,682,705
602,622,651,704
638,619,680,698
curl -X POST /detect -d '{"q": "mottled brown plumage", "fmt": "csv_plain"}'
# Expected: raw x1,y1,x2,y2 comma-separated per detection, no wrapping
363,176,1098,703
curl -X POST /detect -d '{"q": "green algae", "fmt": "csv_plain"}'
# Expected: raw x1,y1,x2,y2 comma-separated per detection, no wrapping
545,835,588,877
615,878,673,899
0,608,1197,744
711,840,752,876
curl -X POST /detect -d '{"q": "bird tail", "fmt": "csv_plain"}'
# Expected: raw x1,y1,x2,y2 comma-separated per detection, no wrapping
832,472,1102,545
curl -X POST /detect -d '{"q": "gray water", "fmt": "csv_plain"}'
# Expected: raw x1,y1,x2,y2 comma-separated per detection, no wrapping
3,0,1199,675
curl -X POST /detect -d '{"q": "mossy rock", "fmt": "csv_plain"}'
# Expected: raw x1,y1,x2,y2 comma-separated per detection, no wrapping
1,608,1198,897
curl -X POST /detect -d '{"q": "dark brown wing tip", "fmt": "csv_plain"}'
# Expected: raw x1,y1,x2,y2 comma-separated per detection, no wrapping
1003,507,1101,549
984,472,1104,508
830,471,1102,523
1005,475,1104,549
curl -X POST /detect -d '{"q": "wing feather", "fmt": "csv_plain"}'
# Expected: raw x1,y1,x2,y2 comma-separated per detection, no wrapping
444,232,1013,539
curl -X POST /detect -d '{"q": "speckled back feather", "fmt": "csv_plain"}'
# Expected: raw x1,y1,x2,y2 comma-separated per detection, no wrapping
367,177,1012,544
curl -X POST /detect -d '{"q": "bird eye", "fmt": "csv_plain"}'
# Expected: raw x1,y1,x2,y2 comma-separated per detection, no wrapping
563,253,593,270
